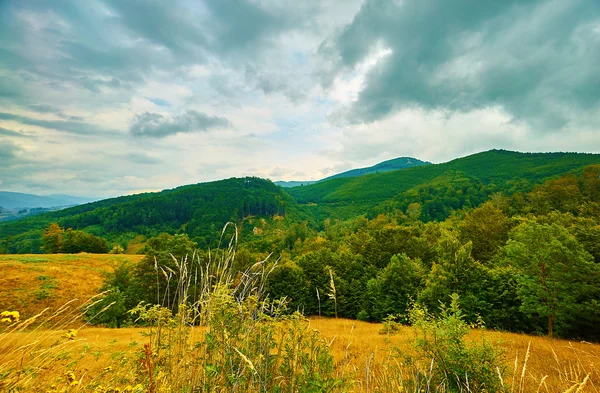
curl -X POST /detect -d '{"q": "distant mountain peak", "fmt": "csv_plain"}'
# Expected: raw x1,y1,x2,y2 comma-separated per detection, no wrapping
275,156,431,187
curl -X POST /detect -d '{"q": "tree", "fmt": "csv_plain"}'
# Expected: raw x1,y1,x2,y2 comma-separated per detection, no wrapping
362,253,424,321
501,221,598,337
266,261,309,313
41,223,64,253
458,202,510,263
419,231,487,321
134,233,197,308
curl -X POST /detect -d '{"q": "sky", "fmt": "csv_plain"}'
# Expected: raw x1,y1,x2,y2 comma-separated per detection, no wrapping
0,0,599,197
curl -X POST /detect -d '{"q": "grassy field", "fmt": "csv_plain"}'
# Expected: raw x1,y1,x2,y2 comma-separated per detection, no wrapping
1,319,599,392
0,254,143,320
1,253,600,392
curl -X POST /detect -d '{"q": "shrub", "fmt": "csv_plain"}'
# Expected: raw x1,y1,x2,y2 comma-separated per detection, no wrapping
408,294,506,392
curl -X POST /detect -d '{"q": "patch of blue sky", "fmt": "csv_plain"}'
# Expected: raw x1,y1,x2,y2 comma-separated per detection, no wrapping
147,97,170,107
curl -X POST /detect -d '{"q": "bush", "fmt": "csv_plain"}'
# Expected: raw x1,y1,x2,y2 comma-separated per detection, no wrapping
408,294,505,392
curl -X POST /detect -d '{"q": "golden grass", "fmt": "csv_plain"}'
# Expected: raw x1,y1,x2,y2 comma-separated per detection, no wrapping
0,254,143,320
309,318,600,392
1,319,598,392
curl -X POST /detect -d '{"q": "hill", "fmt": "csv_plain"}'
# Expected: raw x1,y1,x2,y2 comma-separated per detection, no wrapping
274,156,430,187
0,191,97,209
287,149,600,220
0,177,311,253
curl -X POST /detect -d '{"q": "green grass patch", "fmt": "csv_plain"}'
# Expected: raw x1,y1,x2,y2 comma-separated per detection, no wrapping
14,256,50,264
35,275,58,300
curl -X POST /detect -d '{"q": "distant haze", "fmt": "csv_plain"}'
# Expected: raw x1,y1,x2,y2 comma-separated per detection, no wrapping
0,192,97,209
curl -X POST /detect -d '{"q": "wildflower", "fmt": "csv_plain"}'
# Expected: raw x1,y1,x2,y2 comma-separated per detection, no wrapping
63,329,78,340
65,370,79,386
1,310,20,323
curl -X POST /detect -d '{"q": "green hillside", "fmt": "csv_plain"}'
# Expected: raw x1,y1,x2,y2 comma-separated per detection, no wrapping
288,150,600,220
0,177,312,253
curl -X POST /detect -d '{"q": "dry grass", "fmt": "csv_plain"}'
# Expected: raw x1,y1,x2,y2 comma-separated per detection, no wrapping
0,254,143,320
1,319,598,392
309,317,600,392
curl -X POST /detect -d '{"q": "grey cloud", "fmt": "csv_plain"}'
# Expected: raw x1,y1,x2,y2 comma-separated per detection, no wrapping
0,127,31,138
130,110,232,138
322,0,600,130
27,104,85,121
0,139,22,164
0,112,120,136
123,152,162,165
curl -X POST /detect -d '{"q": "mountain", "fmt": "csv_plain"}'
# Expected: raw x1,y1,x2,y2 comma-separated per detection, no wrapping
0,177,311,253
274,156,430,187
0,191,98,209
321,157,431,181
287,149,600,220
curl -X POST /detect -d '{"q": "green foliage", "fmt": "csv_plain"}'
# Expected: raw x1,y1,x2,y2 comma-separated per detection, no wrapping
100,234,347,393
379,314,403,335
266,261,309,312
35,275,58,300
9,151,600,340
500,221,600,337
363,253,424,322
419,232,487,321
40,223,109,254
409,294,505,392
458,202,511,262
86,286,129,328
288,150,600,221
134,233,198,309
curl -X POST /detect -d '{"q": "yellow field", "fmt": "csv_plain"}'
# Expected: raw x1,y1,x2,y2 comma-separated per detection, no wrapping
0,254,143,320
1,254,600,392
310,318,600,392
1,319,599,392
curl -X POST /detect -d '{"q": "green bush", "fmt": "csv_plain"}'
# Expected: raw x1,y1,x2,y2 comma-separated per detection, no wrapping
408,294,505,392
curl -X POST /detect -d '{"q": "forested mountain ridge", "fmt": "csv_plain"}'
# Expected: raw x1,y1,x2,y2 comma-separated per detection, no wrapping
2,149,600,255
288,149,600,221
3,149,600,339
0,177,312,253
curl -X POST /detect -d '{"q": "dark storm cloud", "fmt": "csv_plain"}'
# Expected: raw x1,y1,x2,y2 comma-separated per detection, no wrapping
0,0,303,96
322,0,600,129
0,112,120,136
129,110,232,138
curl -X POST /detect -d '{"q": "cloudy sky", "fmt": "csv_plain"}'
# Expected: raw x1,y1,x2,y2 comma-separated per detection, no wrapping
1,0,599,197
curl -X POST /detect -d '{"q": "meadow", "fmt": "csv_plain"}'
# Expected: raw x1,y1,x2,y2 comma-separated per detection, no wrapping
0,254,143,321
1,253,599,392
